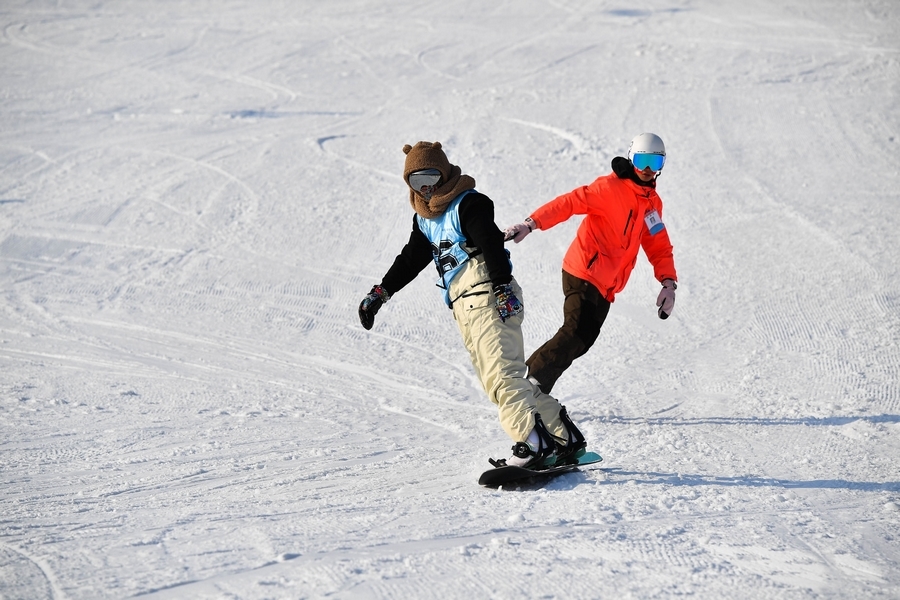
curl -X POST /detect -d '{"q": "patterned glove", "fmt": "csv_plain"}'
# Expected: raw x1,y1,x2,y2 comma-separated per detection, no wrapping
503,217,536,243
493,283,523,322
358,285,390,330
656,279,677,320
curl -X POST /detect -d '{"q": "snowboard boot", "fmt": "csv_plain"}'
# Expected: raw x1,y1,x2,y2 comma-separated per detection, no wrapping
553,406,587,465
502,412,557,470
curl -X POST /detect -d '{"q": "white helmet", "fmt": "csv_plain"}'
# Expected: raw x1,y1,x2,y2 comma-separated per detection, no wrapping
628,133,666,173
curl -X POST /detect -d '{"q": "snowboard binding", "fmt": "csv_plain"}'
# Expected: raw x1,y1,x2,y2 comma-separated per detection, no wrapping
489,412,557,470
553,405,587,465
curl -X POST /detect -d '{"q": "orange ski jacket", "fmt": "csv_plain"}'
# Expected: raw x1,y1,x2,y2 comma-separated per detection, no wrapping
529,159,677,303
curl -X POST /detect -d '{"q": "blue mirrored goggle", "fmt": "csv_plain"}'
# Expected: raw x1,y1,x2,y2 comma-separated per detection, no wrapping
408,169,442,194
631,153,665,172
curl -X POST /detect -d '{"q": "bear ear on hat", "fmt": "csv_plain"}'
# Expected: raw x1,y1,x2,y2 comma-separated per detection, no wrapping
432,142,442,150
403,144,412,155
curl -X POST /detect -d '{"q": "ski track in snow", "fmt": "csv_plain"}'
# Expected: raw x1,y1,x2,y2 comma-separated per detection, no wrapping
2,1,900,599
0,542,59,600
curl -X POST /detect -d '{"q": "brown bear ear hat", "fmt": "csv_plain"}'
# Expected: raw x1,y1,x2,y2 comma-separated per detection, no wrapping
403,141,476,219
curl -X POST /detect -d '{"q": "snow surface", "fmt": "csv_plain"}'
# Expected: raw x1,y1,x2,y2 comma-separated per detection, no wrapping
2,0,899,598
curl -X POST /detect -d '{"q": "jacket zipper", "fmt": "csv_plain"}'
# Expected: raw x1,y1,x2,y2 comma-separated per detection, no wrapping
623,209,633,236
586,252,598,270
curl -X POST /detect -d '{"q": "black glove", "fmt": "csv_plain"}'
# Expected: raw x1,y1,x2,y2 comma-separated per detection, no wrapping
358,285,390,330
493,283,523,322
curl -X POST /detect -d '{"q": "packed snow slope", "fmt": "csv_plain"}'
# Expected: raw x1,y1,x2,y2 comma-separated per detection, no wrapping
2,1,899,598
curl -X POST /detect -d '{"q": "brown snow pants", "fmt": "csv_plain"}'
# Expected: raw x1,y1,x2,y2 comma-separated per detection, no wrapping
526,270,611,394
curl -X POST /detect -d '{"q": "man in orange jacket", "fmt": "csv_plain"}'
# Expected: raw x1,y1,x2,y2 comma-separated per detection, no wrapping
503,133,678,394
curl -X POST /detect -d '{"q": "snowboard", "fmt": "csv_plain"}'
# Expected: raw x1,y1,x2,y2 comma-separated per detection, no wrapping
478,451,603,487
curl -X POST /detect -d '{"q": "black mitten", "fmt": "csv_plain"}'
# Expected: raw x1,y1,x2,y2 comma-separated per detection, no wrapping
358,285,390,330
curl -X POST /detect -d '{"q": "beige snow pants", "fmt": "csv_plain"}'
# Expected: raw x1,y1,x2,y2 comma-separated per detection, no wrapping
449,256,567,443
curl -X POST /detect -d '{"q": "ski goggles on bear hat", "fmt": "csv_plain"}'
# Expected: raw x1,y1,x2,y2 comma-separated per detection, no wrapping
408,168,442,198
631,153,666,172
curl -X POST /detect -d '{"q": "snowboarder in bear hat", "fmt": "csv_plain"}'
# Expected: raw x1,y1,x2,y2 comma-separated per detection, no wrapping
504,133,678,395
358,141,588,469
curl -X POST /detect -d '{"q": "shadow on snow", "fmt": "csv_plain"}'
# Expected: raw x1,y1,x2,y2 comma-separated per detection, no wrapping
600,469,900,492
488,465,899,493
592,414,900,427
